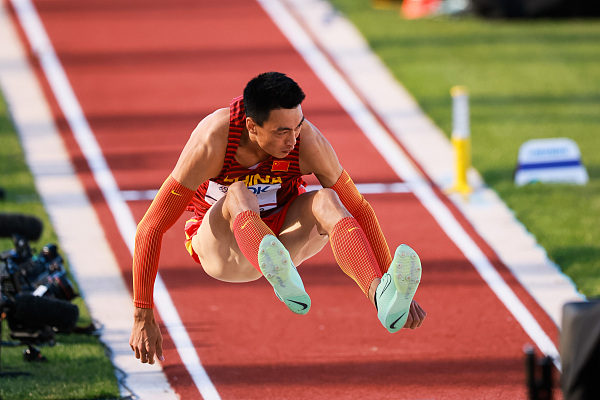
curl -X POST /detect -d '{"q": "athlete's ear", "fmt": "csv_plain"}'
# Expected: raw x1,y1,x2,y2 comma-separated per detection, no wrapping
246,117,257,135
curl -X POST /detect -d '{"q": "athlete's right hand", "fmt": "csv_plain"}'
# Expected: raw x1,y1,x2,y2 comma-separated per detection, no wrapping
130,307,164,364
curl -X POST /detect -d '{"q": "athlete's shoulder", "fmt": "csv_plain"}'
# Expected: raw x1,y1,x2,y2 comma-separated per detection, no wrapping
188,107,230,145
200,107,230,135
171,108,232,188
299,119,331,151
299,120,342,185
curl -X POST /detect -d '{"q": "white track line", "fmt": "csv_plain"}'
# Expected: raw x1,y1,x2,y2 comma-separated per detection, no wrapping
120,182,410,201
9,0,220,398
0,2,177,399
285,0,582,330
258,0,562,370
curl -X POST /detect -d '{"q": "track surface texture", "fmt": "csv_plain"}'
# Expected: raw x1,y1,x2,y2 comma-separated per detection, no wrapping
8,0,563,398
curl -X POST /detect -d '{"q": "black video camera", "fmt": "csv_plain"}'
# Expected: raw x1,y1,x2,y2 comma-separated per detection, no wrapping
0,213,80,361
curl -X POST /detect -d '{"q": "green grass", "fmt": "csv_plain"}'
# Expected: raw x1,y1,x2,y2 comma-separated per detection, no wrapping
329,1,600,297
0,95,120,399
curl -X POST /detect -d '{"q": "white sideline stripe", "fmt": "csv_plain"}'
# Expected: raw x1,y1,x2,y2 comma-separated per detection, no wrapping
121,190,163,202
258,0,561,370
120,182,411,201
10,0,220,398
289,0,582,328
0,3,177,399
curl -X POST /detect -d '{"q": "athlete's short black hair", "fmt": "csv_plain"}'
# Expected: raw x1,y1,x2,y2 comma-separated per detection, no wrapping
243,72,306,126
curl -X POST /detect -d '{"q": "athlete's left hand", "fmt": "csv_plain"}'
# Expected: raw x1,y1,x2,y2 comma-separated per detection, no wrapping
403,300,426,330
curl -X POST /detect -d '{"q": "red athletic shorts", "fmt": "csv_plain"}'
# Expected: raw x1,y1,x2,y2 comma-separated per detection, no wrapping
184,191,303,264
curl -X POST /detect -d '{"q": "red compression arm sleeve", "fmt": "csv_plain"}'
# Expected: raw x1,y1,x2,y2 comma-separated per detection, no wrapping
330,169,393,274
133,175,194,308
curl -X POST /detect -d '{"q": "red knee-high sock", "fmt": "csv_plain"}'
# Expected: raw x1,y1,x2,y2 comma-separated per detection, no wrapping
330,169,392,274
329,217,382,296
232,210,275,272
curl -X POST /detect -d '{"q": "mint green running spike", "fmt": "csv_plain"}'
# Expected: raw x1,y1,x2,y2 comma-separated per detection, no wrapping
375,244,422,333
258,235,311,315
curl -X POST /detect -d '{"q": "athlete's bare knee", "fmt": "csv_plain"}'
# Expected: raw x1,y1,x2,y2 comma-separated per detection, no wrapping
222,181,259,221
313,188,351,232
226,181,252,201
314,188,347,214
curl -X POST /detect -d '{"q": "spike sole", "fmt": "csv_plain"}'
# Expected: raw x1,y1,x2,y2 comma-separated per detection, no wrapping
258,235,311,315
378,244,422,333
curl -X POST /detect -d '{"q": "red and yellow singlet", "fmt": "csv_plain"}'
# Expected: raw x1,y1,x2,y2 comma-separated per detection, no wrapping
187,96,306,220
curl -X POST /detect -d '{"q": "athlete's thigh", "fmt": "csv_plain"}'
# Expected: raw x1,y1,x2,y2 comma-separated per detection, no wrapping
278,191,329,266
191,200,262,282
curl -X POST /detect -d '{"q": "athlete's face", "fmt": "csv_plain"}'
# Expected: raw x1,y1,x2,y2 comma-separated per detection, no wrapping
250,106,304,159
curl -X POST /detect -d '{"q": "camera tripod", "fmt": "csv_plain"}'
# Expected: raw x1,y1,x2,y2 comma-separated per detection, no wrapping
0,314,31,377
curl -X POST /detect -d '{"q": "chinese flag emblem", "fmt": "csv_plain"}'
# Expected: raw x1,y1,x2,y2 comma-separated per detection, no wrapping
272,161,289,172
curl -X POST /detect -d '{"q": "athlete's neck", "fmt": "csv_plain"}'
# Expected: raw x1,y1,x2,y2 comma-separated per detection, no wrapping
236,128,271,168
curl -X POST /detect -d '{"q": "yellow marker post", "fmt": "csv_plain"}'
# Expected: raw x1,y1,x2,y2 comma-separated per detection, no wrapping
449,86,472,195
372,0,402,9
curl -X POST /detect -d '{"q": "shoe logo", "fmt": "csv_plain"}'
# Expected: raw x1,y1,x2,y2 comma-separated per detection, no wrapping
390,312,407,330
287,299,308,310
171,190,182,196
381,275,391,293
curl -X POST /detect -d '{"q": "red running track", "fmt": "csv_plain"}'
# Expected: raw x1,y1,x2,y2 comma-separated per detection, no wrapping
10,0,562,398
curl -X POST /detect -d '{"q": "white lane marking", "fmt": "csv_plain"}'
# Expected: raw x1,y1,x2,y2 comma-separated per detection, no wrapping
10,0,221,397
287,0,582,329
120,182,411,201
257,0,561,370
0,3,178,399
